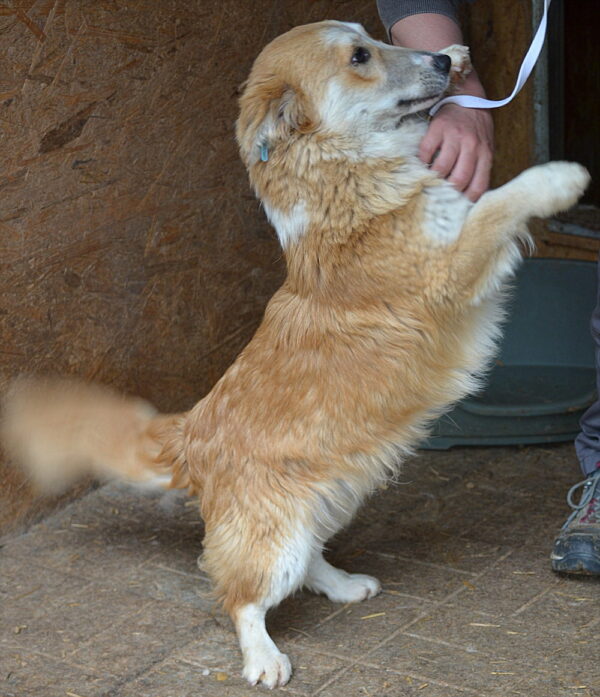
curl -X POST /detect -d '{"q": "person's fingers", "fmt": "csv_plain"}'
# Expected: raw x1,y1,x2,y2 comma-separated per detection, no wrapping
464,146,493,202
446,134,478,192
429,137,460,179
418,104,494,200
418,124,444,165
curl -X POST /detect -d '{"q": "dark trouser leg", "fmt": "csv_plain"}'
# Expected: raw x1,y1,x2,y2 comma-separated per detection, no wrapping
554,257,600,574
574,257,600,476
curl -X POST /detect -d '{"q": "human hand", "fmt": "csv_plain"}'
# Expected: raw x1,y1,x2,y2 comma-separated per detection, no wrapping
420,103,494,202
386,13,494,201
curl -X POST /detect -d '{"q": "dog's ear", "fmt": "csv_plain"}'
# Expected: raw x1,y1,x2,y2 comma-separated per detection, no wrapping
236,78,318,167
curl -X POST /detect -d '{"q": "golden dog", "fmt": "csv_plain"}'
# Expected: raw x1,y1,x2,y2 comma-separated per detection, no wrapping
3,21,589,688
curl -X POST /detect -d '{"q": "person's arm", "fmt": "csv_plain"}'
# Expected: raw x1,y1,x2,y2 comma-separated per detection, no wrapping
390,12,494,202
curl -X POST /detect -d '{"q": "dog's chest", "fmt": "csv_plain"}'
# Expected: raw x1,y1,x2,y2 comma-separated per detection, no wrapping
421,184,472,245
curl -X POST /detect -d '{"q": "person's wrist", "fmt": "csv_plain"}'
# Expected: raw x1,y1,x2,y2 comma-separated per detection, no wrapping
452,70,487,99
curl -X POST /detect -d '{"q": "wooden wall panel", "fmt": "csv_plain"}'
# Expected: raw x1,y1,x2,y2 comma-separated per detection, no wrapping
0,0,384,533
461,0,535,188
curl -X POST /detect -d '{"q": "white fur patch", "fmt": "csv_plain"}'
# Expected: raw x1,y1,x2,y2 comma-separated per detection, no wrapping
321,79,402,135
237,604,292,688
422,183,472,245
262,200,309,248
320,80,369,131
268,523,315,604
304,552,381,602
137,473,173,489
359,119,428,159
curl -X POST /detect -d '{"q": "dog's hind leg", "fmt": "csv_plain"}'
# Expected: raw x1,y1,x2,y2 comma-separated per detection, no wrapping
304,550,381,603
233,602,293,688
204,516,315,688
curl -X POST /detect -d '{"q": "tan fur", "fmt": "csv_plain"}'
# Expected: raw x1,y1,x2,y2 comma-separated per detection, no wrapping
2,21,589,688
2,377,186,492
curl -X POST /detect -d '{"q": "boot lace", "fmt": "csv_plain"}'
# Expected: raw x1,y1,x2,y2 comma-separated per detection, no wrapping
564,469,600,527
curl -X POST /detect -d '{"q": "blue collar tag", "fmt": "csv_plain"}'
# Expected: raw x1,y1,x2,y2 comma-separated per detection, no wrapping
260,143,269,162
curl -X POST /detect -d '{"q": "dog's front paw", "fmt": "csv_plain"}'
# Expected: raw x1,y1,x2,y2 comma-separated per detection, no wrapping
243,647,292,689
518,162,590,217
326,572,382,603
540,161,590,210
440,44,472,85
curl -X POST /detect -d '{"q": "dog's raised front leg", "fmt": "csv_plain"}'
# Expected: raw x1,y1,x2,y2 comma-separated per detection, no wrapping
435,162,590,303
304,550,381,603
479,161,590,223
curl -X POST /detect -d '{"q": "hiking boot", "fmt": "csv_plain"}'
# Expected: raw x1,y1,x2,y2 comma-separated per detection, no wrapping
551,467,600,575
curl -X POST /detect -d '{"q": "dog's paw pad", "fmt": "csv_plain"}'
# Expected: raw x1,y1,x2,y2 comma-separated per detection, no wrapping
243,649,292,689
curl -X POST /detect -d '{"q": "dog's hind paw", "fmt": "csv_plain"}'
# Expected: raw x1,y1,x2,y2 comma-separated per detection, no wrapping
328,572,382,603
243,648,292,689
305,554,382,603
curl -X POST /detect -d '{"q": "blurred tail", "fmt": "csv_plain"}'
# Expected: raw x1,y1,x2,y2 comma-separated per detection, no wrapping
1,377,189,494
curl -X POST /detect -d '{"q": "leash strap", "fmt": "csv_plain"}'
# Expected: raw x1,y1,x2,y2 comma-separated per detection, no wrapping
429,0,552,116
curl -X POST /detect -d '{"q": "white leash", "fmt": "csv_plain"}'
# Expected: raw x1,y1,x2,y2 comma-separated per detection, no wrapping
429,0,552,116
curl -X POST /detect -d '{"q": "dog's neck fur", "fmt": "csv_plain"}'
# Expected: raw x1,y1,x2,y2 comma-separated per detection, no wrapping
250,124,438,300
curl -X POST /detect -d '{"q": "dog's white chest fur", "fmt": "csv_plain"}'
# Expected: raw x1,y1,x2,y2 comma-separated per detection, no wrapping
422,183,473,244
262,200,309,247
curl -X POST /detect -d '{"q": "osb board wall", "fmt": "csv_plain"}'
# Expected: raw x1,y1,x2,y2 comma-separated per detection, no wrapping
0,0,558,534
0,0,387,533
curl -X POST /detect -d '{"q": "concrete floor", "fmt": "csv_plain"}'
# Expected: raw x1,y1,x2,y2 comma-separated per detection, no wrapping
1,443,599,697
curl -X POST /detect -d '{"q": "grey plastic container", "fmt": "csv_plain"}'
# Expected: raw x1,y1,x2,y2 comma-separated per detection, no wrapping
424,258,597,449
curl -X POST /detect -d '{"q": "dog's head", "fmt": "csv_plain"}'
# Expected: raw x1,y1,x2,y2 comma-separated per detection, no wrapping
237,21,467,167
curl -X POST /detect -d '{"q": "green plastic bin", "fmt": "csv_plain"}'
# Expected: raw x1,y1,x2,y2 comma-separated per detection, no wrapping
423,258,597,449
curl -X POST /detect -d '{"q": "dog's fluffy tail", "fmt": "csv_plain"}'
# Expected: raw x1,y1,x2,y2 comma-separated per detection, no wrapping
1,377,189,494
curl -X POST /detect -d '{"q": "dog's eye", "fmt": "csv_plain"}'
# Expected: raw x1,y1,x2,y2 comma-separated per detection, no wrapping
351,46,371,65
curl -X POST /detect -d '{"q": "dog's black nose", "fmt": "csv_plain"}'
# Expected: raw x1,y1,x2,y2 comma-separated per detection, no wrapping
432,54,451,73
